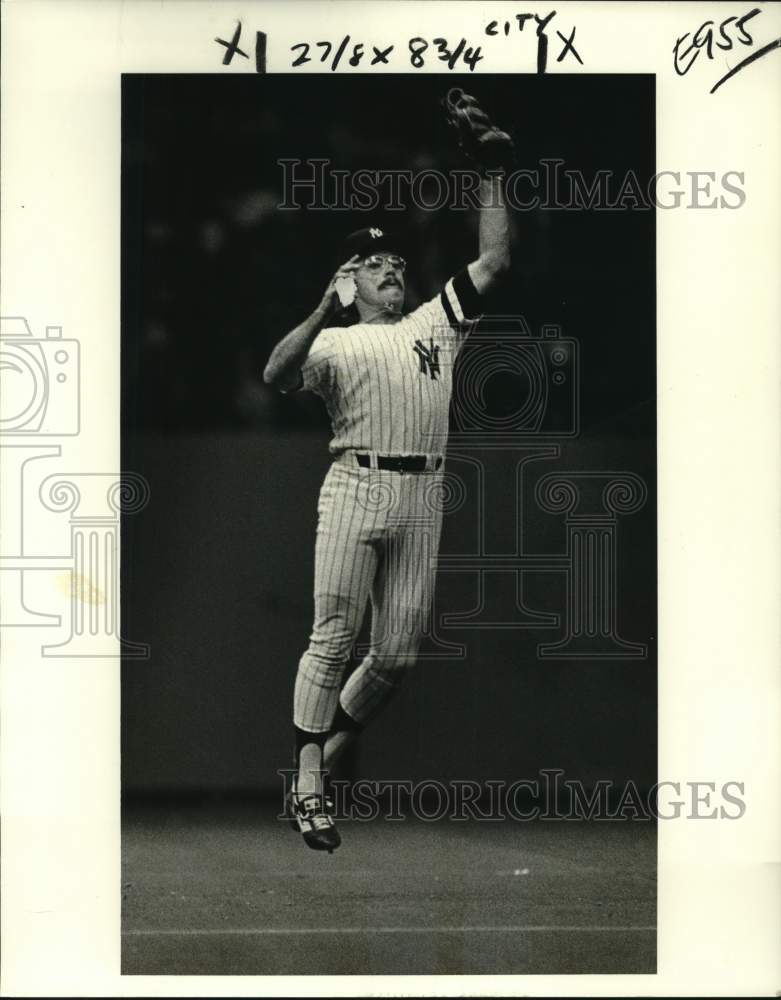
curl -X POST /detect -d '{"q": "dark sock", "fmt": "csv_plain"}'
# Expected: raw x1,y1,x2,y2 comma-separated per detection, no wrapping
294,726,328,761
331,702,363,735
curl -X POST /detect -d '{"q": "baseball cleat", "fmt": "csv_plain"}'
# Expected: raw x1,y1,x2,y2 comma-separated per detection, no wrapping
286,781,341,853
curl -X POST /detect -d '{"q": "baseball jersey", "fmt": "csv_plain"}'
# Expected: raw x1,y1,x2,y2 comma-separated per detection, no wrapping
299,269,483,456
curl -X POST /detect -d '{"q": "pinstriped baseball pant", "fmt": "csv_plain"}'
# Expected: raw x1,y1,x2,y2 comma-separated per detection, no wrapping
294,455,445,733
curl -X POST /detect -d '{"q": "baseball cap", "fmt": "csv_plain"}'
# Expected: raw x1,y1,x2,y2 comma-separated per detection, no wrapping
342,226,406,261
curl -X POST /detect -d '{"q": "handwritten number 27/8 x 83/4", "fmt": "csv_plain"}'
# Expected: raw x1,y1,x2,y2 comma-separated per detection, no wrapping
291,37,393,70
410,37,483,71
289,36,483,71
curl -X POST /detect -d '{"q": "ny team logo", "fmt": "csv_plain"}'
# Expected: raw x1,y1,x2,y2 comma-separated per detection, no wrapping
413,338,441,380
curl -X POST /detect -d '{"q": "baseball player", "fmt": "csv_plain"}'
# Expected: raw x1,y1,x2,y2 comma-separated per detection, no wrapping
264,90,513,852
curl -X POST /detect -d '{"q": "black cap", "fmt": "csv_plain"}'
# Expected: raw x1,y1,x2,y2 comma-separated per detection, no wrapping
342,226,405,262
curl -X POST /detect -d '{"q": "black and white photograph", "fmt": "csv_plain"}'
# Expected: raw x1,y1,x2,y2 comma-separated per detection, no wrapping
2,2,780,996
121,71,657,975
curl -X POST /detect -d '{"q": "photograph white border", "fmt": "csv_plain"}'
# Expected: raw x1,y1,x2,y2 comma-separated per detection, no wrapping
2,1,780,995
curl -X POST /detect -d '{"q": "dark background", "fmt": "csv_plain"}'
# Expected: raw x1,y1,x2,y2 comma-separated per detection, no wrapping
121,74,656,797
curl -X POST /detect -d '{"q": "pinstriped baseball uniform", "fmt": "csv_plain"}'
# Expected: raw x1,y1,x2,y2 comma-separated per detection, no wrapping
294,270,483,733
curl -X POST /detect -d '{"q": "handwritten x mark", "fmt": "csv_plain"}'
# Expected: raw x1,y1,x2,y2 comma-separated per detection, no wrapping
556,27,583,65
215,21,249,65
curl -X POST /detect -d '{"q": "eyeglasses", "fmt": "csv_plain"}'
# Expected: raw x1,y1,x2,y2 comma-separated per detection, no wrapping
362,253,407,273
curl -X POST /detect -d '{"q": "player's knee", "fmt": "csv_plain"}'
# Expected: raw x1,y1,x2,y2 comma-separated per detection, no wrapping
307,629,354,663
370,627,424,673
298,645,347,690
367,648,418,680
300,616,360,673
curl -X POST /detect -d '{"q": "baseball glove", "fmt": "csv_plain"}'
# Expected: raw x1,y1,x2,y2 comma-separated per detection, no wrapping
442,88,515,174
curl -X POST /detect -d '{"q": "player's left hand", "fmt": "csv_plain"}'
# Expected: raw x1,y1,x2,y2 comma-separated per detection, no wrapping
321,254,361,312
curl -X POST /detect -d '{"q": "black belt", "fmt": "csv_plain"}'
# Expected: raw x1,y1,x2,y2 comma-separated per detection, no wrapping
355,453,441,473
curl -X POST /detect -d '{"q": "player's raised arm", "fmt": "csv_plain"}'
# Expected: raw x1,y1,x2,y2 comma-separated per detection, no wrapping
262,255,360,391
441,88,512,295
468,174,510,295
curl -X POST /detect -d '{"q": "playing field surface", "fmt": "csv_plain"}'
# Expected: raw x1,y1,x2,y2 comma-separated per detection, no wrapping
122,800,656,975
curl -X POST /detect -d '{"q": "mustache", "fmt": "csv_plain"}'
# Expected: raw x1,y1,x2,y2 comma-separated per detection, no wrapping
379,276,403,289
